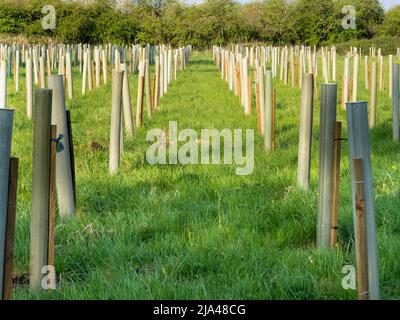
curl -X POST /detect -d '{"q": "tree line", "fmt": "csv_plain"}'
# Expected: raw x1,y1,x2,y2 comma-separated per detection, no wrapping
0,0,399,48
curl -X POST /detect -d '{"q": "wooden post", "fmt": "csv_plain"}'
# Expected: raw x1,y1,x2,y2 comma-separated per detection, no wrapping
330,122,342,248
353,158,368,300
2,157,18,300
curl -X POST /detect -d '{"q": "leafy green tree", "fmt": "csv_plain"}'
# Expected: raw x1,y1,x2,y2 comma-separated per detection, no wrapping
262,0,296,44
241,2,264,42
380,5,400,37
0,0,392,47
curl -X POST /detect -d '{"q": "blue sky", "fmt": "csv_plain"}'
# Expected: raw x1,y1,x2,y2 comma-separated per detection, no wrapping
185,0,400,10
381,0,400,9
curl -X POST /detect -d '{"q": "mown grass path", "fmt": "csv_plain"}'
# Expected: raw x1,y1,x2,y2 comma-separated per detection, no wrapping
9,52,399,299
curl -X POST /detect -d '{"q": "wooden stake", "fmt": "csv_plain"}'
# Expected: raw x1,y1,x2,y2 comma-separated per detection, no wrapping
353,158,368,300
330,122,341,248
2,158,19,300
48,125,57,268
66,111,76,206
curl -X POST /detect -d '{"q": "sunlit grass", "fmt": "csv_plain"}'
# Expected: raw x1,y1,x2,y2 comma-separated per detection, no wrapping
5,51,399,299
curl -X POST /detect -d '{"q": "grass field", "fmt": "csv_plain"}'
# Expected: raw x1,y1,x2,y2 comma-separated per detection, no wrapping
5,51,400,299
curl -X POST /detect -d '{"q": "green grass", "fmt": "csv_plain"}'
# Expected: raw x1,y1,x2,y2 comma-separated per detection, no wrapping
5,51,400,299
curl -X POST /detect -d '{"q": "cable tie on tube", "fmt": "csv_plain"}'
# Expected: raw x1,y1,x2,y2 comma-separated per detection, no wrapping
51,134,65,153
354,179,367,185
